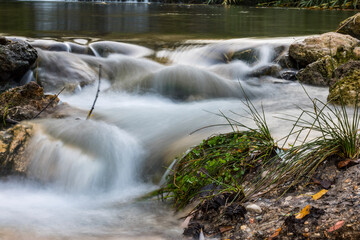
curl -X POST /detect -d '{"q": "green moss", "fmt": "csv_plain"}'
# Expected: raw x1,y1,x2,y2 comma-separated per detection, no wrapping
160,131,275,209
328,69,360,105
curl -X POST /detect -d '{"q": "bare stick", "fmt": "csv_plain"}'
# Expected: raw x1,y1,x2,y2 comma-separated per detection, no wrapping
87,65,102,120
33,86,66,119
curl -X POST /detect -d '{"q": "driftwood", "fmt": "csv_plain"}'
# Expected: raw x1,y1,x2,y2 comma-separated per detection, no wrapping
86,65,102,120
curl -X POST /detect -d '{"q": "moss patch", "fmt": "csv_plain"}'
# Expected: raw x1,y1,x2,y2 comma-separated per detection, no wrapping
328,69,360,105
160,131,275,209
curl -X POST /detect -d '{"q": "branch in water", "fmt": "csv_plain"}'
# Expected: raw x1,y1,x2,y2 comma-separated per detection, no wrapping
87,65,102,120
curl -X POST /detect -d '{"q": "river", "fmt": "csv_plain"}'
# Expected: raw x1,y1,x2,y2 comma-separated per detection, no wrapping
0,1,355,239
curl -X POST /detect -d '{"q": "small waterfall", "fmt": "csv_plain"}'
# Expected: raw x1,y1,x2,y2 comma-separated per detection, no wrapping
27,119,144,193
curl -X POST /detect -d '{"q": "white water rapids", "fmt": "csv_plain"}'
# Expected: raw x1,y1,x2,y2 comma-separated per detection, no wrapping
0,37,328,239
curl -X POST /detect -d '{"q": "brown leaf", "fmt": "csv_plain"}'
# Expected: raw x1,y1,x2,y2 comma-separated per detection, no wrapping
328,221,345,232
268,227,281,240
338,159,352,168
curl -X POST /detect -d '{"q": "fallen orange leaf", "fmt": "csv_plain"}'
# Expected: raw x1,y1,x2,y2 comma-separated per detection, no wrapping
219,226,233,233
312,189,328,200
296,205,310,219
338,159,352,168
328,221,345,232
268,227,281,240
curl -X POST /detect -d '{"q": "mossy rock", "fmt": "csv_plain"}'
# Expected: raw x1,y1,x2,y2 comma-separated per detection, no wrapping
0,124,33,176
337,13,360,40
289,32,359,68
296,56,338,86
0,82,59,129
160,131,274,209
328,61,360,105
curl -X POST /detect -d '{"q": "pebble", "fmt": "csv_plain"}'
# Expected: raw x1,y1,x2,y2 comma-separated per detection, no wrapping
304,227,309,233
240,225,247,231
246,204,262,214
285,196,292,201
304,221,309,225
314,233,321,237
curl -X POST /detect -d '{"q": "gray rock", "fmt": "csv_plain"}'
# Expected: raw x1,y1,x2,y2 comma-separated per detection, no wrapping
0,37,37,83
246,204,262,214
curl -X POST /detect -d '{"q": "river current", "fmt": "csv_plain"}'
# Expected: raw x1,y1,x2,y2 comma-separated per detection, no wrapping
0,1,355,239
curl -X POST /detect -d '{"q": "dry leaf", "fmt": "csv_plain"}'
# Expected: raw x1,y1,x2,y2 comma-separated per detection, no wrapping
312,189,328,200
268,227,281,240
328,221,345,232
296,205,310,219
338,159,351,168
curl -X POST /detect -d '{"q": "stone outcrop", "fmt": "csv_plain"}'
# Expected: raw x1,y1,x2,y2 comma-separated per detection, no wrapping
328,61,360,105
0,124,32,176
296,56,338,86
0,81,59,130
0,37,37,83
289,32,359,68
336,13,360,40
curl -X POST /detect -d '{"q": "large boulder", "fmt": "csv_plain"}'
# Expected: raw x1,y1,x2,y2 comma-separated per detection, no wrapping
289,32,359,68
0,82,60,129
328,61,360,105
0,124,32,176
296,56,338,86
336,13,360,40
0,37,37,83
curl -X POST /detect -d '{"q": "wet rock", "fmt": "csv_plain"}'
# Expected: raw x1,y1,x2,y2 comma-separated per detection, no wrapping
337,13,360,40
246,203,262,214
328,61,360,105
231,48,259,64
276,53,297,69
36,49,98,92
296,56,338,86
0,82,59,129
0,124,33,176
289,32,359,68
0,37,37,83
249,64,281,78
280,70,297,81
30,39,70,52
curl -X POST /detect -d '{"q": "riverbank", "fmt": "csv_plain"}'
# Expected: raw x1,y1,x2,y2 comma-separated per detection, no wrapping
160,13,360,239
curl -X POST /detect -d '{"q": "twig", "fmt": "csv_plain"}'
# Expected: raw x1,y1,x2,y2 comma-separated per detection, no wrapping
87,65,102,120
33,86,65,119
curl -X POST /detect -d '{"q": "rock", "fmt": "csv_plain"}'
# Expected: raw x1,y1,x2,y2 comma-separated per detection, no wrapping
246,204,262,214
231,48,259,64
276,53,297,69
0,82,59,129
280,70,297,81
336,13,360,40
296,56,338,86
249,64,281,78
328,61,360,105
353,47,360,59
0,37,37,83
289,32,359,68
0,124,33,176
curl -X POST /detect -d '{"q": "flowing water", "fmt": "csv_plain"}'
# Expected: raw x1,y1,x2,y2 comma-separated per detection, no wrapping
0,1,355,239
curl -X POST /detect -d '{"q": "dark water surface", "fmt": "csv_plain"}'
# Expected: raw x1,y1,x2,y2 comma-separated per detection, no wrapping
0,0,356,42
